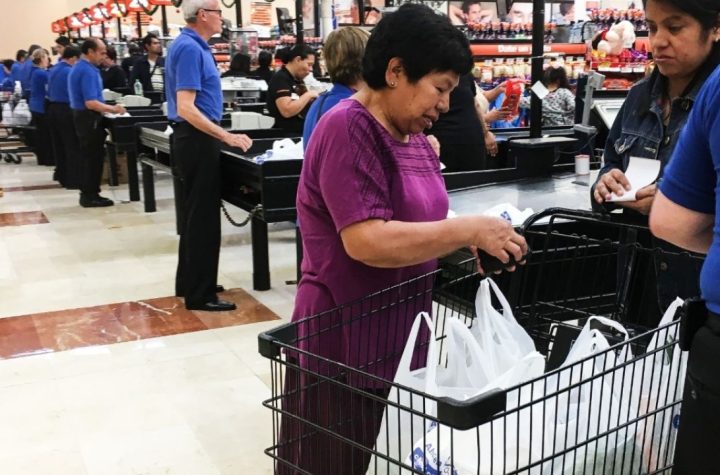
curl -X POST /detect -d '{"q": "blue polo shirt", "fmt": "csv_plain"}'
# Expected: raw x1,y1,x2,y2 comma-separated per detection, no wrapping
19,60,34,94
302,83,353,149
29,67,48,114
660,66,720,314
165,27,223,122
10,62,23,83
48,61,72,103
68,58,104,111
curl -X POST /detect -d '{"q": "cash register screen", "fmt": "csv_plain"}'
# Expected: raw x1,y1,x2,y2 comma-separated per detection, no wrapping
594,100,625,129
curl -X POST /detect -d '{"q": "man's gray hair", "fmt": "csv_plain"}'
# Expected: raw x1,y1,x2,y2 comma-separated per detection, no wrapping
182,0,216,23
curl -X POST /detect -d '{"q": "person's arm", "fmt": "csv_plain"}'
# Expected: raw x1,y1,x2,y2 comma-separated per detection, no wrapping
85,99,124,114
484,81,506,103
340,216,526,269
476,97,498,156
650,191,713,254
591,99,628,212
275,90,319,118
176,89,251,151
561,88,575,113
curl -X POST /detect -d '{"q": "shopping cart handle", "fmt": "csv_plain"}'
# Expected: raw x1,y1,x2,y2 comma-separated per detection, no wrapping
474,248,531,274
437,388,507,430
258,322,297,358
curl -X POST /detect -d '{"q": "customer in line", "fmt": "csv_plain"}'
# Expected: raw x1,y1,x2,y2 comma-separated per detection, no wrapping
47,46,82,189
266,44,318,133
10,50,26,84
302,26,370,148
221,53,251,78
166,0,252,312
591,0,719,323
520,65,576,126
283,5,527,474
100,46,127,91
252,50,273,84
28,49,53,166
120,42,143,78
53,36,71,64
130,34,166,93
649,34,720,474
68,38,126,208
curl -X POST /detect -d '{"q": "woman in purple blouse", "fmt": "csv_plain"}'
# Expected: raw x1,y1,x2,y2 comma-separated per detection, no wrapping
281,5,527,473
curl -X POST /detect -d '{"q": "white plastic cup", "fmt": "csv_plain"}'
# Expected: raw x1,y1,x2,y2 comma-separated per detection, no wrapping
575,154,590,175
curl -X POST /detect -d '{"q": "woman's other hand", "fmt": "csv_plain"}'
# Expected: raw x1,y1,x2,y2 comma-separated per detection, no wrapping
426,134,441,157
485,107,511,124
593,168,631,204
485,131,498,156
622,184,657,215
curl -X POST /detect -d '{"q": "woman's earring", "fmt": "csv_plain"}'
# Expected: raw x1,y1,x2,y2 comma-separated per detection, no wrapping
389,81,396,87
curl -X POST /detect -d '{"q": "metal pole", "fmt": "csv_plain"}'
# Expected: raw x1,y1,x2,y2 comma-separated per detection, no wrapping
235,0,242,27
162,6,169,36
313,0,319,34
529,0,544,138
117,17,123,40
295,0,304,44
137,12,143,38
101,23,107,39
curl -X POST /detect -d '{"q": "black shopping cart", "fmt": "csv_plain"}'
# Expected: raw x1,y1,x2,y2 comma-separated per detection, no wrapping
0,123,34,164
258,208,704,475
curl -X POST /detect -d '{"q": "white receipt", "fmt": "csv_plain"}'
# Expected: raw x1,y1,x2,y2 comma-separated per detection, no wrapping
606,157,661,202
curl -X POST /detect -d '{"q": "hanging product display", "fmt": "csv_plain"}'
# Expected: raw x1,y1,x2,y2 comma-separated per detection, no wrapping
106,0,129,17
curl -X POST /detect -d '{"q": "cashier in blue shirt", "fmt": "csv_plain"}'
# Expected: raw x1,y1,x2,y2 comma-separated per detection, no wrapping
47,45,81,189
10,50,27,85
68,38,125,208
166,0,251,312
650,59,720,475
19,45,41,98
28,49,54,166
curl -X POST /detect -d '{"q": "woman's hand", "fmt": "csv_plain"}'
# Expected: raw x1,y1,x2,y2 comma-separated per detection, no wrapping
484,107,511,124
469,216,527,274
485,131,498,156
485,81,507,102
593,168,631,204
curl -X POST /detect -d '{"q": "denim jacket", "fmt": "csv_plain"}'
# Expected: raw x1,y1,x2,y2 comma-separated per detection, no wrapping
591,65,715,213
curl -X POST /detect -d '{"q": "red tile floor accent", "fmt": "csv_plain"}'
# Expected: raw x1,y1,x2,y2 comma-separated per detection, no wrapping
0,288,279,358
0,211,49,227
2,184,62,192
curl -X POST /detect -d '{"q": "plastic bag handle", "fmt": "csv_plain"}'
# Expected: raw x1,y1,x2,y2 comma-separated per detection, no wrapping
396,312,437,381
486,278,515,322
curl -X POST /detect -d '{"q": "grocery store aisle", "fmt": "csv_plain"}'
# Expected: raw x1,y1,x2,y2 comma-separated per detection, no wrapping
0,155,298,474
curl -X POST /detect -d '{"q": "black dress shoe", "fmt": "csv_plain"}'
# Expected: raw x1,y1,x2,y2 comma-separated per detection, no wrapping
80,195,114,208
186,299,237,312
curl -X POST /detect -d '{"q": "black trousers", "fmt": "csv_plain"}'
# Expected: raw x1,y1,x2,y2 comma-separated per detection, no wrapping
31,111,54,166
173,122,222,306
48,102,82,188
673,314,720,473
438,142,487,172
72,110,106,196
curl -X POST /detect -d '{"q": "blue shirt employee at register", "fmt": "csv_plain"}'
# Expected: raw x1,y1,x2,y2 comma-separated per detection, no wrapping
165,0,252,312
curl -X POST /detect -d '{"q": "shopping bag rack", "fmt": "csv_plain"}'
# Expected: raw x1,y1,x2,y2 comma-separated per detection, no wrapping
258,208,704,475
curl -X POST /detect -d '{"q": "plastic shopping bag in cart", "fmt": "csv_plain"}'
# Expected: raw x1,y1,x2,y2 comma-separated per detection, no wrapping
472,278,540,378
635,297,686,472
369,313,503,475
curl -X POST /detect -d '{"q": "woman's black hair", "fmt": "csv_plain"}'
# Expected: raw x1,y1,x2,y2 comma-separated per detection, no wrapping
229,53,251,75
544,66,570,89
642,0,720,31
362,3,472,89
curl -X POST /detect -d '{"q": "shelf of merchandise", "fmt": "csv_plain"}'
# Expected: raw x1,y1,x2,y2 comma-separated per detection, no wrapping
470,42,587,57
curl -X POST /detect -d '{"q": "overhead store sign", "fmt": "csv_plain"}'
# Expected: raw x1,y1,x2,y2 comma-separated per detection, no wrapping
106,0,128,17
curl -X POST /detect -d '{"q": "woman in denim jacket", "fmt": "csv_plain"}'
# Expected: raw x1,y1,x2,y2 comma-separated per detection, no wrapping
591,0,720,325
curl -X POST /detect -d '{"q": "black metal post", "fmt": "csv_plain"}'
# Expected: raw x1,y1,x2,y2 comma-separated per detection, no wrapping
313,0,320,34
530,0,544,138
235,0,242,27
162,6,169,36
101,23,107,39
358,0,365,25
136,12,143,38
295,0,305,44
117,17,123,40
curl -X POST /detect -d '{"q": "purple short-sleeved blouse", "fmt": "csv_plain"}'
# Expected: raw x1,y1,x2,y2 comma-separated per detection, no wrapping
293,98,449,380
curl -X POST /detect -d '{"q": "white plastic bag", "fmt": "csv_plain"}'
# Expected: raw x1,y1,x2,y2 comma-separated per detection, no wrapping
636,297,686,472
472,278,540,379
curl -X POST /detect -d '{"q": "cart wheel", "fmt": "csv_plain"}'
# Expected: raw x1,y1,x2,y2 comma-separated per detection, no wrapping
1,153,8,163
9,153,21,164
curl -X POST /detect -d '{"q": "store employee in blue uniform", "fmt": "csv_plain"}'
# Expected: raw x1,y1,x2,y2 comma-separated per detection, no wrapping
48,46,81,189
167,0,252,312
650,58,720,474
68,38,126,208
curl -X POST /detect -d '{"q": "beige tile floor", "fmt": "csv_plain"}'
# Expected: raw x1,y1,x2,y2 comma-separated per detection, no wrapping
0,155,299,474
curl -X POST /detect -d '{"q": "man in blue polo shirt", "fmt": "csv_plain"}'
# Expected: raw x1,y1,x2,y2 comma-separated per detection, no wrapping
10,50,27,85
649,58,720,473
68,38,125,208
166,0,252,312
47,45,81,189
19,45,41,98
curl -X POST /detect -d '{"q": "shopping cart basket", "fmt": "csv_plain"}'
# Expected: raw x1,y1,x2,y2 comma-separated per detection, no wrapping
258,208,704,474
